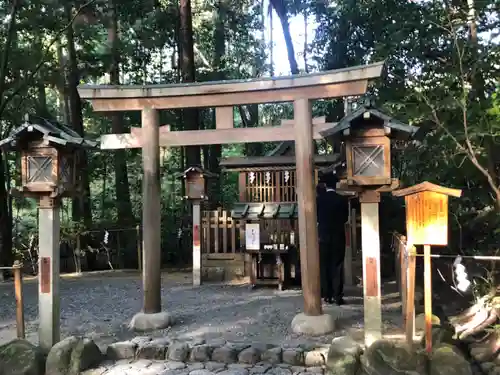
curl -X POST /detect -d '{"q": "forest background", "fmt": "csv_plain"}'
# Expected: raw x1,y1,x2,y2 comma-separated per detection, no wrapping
0,0,498,272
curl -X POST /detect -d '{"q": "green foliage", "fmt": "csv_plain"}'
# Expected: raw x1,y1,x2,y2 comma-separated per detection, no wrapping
0,0,497,269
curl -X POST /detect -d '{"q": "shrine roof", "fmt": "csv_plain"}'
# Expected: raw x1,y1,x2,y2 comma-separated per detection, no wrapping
0,115,97,150
220,154,340,171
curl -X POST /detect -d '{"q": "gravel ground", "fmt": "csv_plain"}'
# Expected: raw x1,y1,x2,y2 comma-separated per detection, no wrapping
0,271,405,350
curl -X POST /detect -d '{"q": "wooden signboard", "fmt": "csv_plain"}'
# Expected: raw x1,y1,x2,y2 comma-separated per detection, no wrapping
405,191,448,246
393,181,462,246
393,181,461,354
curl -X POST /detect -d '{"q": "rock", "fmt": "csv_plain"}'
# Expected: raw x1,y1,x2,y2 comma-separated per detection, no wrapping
262,347,282,364
0,339,45,375
212,346,238,364
361,339,425,375
267,368,292,375
131,336,153,346
282,349,304,366
45,336,103,375
290,366,306,374
290,313,335,336
205,362,226,372
250,364,272,374
187,363,205,371
238,347,261,364
326,336,363,375
415,313,441,331
70,338,103,373
423,324,457,348
480,362,495,373
304,348,328,367
217,369,249,375
165,361,188,370
129,311,174,331
190,370,214,375
228,364,252,370
106,341,136,360
136,340,168,360
469,332,500,362
430,344,472,375
307,366,323,374
168,342,190,362
190,345,213,362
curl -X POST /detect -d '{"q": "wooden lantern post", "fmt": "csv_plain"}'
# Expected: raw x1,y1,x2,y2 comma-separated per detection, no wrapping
392,182,462,353
321,98,418,346
0,115,96,351
179,166,217,286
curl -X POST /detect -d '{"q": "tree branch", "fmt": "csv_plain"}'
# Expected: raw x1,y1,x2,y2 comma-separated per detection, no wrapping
0,0,97,119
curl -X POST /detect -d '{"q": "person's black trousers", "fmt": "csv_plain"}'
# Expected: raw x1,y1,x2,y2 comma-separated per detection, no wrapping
320,240,345,301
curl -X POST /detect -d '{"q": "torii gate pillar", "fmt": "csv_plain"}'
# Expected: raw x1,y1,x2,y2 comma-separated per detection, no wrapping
129,107,174,330
290,98,335,335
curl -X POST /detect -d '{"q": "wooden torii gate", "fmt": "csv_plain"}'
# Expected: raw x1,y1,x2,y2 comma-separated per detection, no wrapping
78,61,384,334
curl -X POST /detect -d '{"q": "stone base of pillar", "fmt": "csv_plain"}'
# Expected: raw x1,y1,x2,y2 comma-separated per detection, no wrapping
291,312,335,335
129,311,174,332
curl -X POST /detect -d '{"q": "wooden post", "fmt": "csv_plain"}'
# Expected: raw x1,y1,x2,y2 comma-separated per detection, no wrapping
293,98,322,316
360,190,382,346
38,196,61,350
13,260,25,339
424,244,433,354
192,200,201,286
344,200,353,287
136,225,142,271
399,235,408,314
405,245,416,347
142,107,161,314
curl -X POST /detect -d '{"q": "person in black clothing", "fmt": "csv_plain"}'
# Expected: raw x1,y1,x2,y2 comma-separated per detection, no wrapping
316,172,349,305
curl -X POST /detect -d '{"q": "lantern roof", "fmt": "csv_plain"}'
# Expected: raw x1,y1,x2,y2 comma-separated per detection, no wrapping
320,97,418,140
0,114,97,151
176,166,218,180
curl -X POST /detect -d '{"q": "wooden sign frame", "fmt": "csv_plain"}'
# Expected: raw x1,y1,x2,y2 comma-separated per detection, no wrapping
393,181,462,246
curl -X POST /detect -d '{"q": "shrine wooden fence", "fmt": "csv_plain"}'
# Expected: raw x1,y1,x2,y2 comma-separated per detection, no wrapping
201,209,299,254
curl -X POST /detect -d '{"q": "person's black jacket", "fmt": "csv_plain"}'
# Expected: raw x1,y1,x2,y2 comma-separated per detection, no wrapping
316,187,349,244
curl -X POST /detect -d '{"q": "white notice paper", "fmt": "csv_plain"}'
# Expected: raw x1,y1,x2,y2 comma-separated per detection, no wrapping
245,223,260,250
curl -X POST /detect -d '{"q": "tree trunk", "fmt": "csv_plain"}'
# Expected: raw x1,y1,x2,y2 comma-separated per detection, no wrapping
269,0,298,75
66,5,92,229
207,0,226,207
466,0,499,210
108,0,134,225
0,0,20,274
179,0,201,167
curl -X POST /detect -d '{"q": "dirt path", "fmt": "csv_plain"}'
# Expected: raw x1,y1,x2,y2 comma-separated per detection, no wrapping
0,270,405,350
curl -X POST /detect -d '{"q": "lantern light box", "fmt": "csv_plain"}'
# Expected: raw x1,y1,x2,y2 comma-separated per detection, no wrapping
392,181,462,246
178,166,218,200
320,98,418,188
0,115,96,197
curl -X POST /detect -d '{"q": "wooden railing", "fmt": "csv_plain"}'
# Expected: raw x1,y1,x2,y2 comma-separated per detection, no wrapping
0,261,25,339
202,210,243,253
201,209,299,254
393,232,416,345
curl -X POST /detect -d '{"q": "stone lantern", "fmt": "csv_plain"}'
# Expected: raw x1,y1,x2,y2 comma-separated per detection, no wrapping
0,114,96,351
320,97,418,346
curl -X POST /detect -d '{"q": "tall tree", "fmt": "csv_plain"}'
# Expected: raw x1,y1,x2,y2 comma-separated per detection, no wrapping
66,4,92,228
108,0,134,224
0,0,21,272
179,0,201,167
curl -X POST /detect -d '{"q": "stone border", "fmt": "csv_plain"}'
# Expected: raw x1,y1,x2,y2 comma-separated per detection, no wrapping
105,337,331,367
